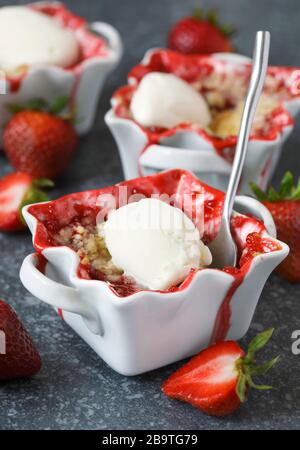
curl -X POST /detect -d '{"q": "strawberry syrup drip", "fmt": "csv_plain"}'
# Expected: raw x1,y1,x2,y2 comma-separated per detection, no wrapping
210,268,245,344
35,253,47,274
211,227,281,343
259,153,273,187
29,170,282,339
6,3,108,93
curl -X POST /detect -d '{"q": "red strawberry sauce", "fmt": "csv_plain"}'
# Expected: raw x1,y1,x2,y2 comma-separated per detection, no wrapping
35,253,47,274
7,3,108,93
28,170,281,341
112,49,294,169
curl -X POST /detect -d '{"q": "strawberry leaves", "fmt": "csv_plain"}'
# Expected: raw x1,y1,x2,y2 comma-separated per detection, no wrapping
249,356,280,377
48,96,69,115
8,98,49,114
251,171,300,202
290,179,300,200
245,327,275,360
250,183,268,201
193,7,235,37
193,7,204,21
236,372,247,403
19,178,54,225
7,96,74,119
235,328,279,402
279,171,294,198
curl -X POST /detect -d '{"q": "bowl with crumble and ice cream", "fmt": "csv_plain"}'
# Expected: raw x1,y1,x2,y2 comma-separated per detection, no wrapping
106,49,300,194
20,169,288,375
0,2,122,142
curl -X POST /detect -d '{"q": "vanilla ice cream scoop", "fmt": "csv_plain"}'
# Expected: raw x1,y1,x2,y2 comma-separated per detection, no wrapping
99,198,212,290
130,72,212,129
0,6,80,72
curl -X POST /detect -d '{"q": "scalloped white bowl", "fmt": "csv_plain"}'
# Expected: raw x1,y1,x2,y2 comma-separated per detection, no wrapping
0,10,122,144
106,50,300,194
19,171,288,376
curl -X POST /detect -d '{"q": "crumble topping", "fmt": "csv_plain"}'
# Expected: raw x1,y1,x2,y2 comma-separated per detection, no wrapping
210,94,279,138
116,68,286,139
55,222,123,282
191,70,285,137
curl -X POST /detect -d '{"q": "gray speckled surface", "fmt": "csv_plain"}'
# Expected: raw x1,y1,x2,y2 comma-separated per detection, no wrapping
1,0,300,430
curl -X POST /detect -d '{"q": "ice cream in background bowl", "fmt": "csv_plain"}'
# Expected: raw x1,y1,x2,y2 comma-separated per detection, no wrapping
112,50,298,140
0,2,123,139
129,71,276,137
130,72,211,129
0,6,80,73
106,49,300,194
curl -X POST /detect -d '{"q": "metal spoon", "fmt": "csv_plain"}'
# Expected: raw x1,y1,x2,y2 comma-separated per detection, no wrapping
209,31,270,268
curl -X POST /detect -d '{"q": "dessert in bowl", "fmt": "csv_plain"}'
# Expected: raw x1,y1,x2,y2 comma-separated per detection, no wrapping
0,2,122,141
20,169,288,375
106,49,300,194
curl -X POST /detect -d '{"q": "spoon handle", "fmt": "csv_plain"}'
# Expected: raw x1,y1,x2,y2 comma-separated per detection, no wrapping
223,31,270,219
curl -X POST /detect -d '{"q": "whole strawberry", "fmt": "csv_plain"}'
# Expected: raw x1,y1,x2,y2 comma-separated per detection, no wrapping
4,99,77,179
0,172,53,232
168,9,234,55
0,299,41,380
251,172,300,283
163,329,278,417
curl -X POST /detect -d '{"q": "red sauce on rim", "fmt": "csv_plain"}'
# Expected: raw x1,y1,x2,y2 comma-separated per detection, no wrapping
35,253,47,274
6,3,108,93
29,170,282,341
210,227,281,344
112,49,296,171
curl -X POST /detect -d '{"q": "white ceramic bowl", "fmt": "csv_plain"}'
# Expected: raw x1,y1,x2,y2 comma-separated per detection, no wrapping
106,49,300,194
19,169,288,376
0,2,123,142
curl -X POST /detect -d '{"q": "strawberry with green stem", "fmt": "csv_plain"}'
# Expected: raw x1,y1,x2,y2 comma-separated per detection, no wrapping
251,171,300,283
163,328,279,416
168,7,235,55
3,96,77,179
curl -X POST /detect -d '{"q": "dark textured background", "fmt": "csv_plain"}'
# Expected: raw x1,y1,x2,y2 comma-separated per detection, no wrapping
0,0,300,430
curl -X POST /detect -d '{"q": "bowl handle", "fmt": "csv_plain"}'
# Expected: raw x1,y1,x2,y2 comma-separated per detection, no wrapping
20,254,103,335
141,144,231,175
235,195,277,238
90,21,123,60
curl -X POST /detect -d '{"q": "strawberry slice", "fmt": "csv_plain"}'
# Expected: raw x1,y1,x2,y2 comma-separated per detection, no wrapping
0,299,41,380
163,329,279,416
0,172,53,232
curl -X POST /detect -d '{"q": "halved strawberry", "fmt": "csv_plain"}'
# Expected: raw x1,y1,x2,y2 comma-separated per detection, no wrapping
0,299,41,380
163,329,278,416
0,172,53,232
